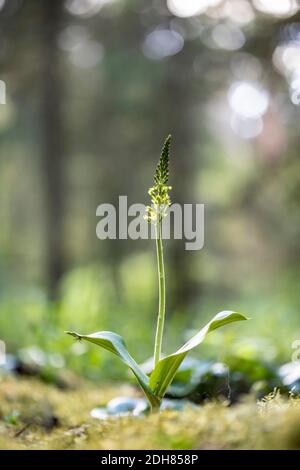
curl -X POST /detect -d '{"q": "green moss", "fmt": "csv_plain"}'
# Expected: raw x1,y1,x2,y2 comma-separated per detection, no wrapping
0,376,299,450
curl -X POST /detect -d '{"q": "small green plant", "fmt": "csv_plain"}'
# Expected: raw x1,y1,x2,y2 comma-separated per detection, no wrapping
67,135,247,411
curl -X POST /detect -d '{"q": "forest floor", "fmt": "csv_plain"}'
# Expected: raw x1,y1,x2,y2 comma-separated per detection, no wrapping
0,375,300,450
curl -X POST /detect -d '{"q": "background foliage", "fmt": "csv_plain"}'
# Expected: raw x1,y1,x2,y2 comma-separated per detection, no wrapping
0,0,300,383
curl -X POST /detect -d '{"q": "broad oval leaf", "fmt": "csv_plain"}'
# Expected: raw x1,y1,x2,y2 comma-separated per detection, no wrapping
66,330,160,408
149,311,248,399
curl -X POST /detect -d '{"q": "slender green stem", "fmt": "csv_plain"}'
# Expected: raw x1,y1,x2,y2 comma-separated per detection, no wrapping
154,218,166,367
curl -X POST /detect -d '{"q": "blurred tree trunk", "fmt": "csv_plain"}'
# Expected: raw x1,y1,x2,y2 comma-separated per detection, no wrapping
155,47,202,313
41,0,66,298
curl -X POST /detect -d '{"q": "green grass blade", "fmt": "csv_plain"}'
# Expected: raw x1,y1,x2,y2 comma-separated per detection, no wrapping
149,311,248,399
66,330,160,408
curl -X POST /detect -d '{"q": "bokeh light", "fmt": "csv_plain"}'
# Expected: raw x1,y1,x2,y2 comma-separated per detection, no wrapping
228,81,269,119
253,0,299,18
223,0,255,25
273,42,300,76
58,25,104,68
228,80,269,138
143,28,184,60
230,52,262,81
167,0,222,19
212,23,245,50
65,0,115,17
230,114,263,139
69,40,104,68
58,25,89,51
273,40,300,106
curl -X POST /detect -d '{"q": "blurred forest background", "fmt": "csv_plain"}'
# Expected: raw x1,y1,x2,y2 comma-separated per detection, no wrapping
0,0,300,382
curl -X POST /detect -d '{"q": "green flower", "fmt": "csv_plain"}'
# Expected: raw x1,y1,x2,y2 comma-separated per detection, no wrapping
145,135,172,224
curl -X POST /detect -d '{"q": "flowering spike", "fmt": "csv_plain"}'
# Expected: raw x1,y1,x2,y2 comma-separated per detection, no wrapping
154,135,171,186
145,135,172,224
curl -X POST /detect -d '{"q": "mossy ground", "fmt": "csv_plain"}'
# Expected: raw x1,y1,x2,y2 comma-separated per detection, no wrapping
0,375,300,450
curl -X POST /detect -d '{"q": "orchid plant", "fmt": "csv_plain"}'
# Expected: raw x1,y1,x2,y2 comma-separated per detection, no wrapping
67,135,247,411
